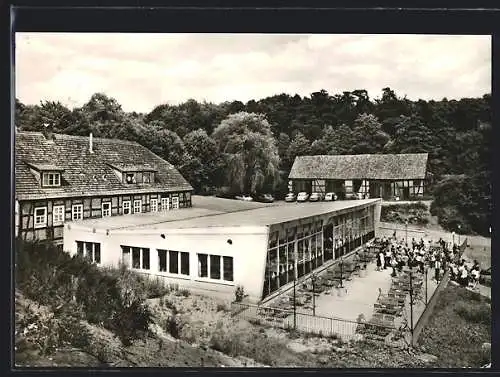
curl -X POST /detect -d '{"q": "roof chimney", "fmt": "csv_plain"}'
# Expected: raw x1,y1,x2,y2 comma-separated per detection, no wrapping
42,122,55,141
89,132,94,153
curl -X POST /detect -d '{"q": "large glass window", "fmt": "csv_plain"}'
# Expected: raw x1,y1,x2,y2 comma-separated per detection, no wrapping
132,247,141,268
223,256,233,281
210,255,221,279
181,252,190,275
77,241,101,264
158,249,167,272
198,254,208,277
169,250,179,274
124,246,149,270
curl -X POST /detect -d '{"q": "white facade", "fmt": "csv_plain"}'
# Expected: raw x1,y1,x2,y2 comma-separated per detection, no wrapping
64,223,269,302
63,198,382,304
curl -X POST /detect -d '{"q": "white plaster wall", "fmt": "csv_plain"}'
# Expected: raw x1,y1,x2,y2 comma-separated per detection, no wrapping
63,224,270,303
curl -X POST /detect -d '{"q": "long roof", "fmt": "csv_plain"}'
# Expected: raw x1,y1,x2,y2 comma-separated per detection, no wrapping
289,153,428,180
15,131,193,200
72,195,379,231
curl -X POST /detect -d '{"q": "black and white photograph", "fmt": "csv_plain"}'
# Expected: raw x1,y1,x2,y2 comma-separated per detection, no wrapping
13,32,492,368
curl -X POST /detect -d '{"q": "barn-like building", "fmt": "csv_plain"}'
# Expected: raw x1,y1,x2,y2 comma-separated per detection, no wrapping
288,153,429,200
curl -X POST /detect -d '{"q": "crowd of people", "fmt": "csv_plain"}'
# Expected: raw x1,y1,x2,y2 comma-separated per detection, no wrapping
367,231,482,290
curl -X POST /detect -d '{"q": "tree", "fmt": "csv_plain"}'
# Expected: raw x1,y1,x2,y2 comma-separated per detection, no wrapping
81,93,126,137
285,132,311,170
181,129,221,193
212,112,280,194
350,113,390,154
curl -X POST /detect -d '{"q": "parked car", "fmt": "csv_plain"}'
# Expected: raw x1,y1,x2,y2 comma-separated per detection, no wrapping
285,192,297,202
215,192,235,199
309,192,323,202
345,193,361,200
297,192,310,202
324,192,338,201
253,193,274,203
235,194,254,201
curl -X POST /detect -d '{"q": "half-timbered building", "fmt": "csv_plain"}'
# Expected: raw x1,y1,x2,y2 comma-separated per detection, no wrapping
15,131,193,246
288,153,429,200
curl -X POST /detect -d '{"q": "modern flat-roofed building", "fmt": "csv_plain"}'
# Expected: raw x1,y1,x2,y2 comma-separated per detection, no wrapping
289,153,428,200
15,130,193,245
63,196,382,303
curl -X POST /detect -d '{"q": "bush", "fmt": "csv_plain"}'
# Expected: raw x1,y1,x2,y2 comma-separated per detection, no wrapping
166,314,185,339
16,240,154,346
454,303,491,325
216,303,228,312
381,202,429,226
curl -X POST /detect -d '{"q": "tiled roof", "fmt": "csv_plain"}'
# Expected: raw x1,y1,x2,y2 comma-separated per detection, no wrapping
107,163,158,172
26,162,65,171
289,153,428,180
15,131,193,200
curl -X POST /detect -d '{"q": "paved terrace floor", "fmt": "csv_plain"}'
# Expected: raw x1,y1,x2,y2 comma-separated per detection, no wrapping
313,263,393,322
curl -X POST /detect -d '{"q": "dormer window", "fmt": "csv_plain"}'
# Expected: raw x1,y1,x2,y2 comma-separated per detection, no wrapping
143,172,151,184
125,173,136,184
42,172,61,187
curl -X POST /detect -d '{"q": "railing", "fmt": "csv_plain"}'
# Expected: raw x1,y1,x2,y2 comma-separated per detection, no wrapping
231,301,406,347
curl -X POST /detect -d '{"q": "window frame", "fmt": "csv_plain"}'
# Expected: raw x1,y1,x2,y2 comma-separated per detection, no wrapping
171,196,179,209
133,199,142,214
150,198,158,212
122,201,131,215
125,173,136,184
42,172,61,187
125,245,150,270
72,204,83,221
76,241,101,264
34,206,47,228
197,253,234,283
158,249,190,276
160,197,170,211
52,205,65,225
102,202,111,217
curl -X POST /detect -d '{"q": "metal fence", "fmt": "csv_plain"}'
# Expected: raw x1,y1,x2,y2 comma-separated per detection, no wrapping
231,301,407,347
410,238,468,346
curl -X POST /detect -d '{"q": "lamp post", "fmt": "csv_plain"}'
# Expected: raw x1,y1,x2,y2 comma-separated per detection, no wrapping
458,225,461,246
452,231,455,246
424,266,428,305
405,219,409,246
409,268,414,340
311,273,317,316
339,257,344,288
293,276,297,330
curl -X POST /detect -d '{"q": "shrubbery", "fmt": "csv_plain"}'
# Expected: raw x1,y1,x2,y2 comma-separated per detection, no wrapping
381,202,429,226
430,172,491,236
16,240,154,346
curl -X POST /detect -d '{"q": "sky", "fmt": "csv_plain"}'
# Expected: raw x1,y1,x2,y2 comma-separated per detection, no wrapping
15,33,491,113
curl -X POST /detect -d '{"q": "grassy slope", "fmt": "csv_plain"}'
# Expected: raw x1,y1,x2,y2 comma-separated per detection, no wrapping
417,284,491,368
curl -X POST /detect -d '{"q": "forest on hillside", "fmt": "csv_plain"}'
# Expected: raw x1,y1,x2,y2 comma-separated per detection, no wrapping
15,88,492,236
